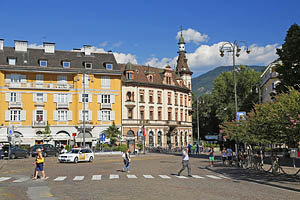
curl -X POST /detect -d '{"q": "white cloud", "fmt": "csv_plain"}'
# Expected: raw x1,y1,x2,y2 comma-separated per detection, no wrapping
112,41,122,48
143,42,280,75
99,41,108,47
28,43,43,49
176,28,209,45
113,52,137,64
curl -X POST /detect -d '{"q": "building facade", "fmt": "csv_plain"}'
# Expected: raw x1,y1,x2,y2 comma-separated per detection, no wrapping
0,40,122,147
260,60,281,103
121,33,193,151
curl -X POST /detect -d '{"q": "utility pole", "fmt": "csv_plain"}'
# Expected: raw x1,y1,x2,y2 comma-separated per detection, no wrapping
197,98,200,145
82,71,86,147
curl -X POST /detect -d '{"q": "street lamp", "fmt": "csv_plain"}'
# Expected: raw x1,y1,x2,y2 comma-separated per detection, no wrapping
82,71,86,147
219,40,250,165
219,40,251,120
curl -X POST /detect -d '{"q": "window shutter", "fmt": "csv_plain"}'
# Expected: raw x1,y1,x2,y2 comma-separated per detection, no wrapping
5,74,11,83
88,110,92,121
111,111,115,121
32,109,36,121
88,94,92,103
53,111,58,121
53,94,58,103
17,93,21,102
5,93,10,102
20,75,26,83
43,94,47,102
5,110,10,121
97,94,101,103
107,78,110,88
21,110,26,121
67,94,72,103
79,93,82,103
97,111,101,120
44,110,47,121
68,111,72,121
111,95,115,104
79,110,83,121
101,78,105,88
33,93,36,102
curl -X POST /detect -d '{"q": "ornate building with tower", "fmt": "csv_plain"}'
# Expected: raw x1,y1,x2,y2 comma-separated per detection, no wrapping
121,32,193,152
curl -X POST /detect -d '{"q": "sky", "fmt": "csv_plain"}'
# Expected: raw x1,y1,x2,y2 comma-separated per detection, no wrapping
0,0,299,77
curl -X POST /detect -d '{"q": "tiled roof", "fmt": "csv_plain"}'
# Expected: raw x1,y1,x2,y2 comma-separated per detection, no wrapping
0,47,121,74
176,52,192,75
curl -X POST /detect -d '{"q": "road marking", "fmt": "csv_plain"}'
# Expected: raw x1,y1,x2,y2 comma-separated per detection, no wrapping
109,174,119,179
92,175,102,180
13,177,30,183
0,177,11,182
192,175,205,179
73,176,84,181
206,175,222,179
159,175,171,179
218,175,230,179
127,175,137,179
143,175,154,179
176,176,188,179
53,176,67,181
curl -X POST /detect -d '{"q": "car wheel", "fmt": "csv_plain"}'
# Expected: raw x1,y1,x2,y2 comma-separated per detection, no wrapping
10,154,16,159
43,152,47,157
25,154,29,158
89,156,94,162
55,152,59,157
74,157,78,163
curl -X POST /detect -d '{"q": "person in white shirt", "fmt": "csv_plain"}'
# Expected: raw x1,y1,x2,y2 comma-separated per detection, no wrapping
177,147,192,177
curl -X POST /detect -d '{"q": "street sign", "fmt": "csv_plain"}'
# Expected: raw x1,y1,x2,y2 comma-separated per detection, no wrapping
72,133,76,137
100,134,106,141
237,112,246,121
8,126,13,135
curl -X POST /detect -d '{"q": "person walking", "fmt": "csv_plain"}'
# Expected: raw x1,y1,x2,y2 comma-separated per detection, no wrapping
187,143,192,155
177,147,192,177
221,148,227,166
226,147,233,166
32,149,46,180
208,146,214,167
196,144,199,155
122,149,131,173
0,143,3,160
192,144,196,154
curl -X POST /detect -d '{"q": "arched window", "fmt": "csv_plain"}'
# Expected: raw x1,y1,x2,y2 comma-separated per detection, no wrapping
175,133,178,146
157,131,162,146
149,131,154,148
127,92,132,101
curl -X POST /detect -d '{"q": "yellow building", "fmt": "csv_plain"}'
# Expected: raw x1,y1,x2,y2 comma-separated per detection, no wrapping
0,40,122,147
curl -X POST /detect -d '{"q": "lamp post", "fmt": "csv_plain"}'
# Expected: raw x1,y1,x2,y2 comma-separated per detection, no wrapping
82,71,86,147
219,40,250,164
197,98,200,145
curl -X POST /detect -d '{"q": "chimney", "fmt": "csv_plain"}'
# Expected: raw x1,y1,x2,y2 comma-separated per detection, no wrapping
0,39,3,50
83,45,92,56
43,42,55,53
15,40,28,52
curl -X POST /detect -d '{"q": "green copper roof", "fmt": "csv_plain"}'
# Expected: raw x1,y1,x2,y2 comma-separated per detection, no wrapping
179,35,185,44
125,62,134,70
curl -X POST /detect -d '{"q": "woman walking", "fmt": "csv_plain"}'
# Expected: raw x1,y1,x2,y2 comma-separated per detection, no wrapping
32,149,46,180
208,146,214,167
122,149,131,173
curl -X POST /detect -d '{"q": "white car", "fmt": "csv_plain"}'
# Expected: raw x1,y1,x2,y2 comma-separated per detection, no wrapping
58,148,94,163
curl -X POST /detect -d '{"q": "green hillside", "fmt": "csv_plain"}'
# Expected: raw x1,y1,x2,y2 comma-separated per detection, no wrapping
192,65,266,97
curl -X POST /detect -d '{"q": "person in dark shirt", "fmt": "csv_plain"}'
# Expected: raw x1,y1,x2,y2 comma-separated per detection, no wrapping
208,147,214,167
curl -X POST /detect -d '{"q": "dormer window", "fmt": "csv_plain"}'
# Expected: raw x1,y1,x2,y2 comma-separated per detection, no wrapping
8,58,16,65
106,63,113,70
63,61,70,68
126,72,134,80
85,62,92,69
40,60,47,67
147,75,153,82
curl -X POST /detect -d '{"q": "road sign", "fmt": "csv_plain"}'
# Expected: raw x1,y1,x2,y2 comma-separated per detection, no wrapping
100,134,106,141
8,126,13,135
72,133,76,137
237,112,246,121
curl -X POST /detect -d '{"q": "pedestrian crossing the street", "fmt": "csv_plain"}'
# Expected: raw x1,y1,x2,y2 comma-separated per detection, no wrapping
0,174,230,183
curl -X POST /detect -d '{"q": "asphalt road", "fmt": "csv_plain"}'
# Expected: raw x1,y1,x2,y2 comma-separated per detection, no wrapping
0,153,300,200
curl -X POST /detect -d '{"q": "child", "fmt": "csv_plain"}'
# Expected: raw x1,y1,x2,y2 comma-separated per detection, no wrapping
32,149,46,180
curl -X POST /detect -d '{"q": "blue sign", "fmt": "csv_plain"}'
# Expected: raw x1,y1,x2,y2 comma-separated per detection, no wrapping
100,134,106,141
237,112,246,121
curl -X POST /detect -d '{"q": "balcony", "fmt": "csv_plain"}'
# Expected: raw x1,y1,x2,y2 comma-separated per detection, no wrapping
101,103,112,109
6,82,74,90
124,100,136,108
57,102,69,109
32,121,47,127
9,101,22,108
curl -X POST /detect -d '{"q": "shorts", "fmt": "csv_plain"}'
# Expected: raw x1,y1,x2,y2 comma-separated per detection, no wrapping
35,164,44,171
222,157,226,161
228,156,232,161
209,157,214,161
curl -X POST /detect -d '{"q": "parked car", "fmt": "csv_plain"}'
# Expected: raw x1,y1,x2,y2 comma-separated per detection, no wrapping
58,148,94,163
3,146,30,159
31,144,59,157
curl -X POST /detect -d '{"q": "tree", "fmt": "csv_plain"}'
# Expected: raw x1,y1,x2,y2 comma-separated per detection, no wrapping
42,121,51,143
276,23,300,93
103,122,121,147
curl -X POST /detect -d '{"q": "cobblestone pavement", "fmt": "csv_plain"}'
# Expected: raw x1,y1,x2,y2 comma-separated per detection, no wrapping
0,153,300,200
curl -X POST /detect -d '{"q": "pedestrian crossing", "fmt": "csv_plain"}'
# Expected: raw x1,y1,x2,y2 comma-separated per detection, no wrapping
0,174,229,183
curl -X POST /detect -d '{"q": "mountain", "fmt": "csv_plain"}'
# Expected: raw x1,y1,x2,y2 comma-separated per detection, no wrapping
192,65,266,97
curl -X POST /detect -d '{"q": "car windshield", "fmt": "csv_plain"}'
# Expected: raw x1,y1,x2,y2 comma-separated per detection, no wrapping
68,149,79,154
33,145,43,150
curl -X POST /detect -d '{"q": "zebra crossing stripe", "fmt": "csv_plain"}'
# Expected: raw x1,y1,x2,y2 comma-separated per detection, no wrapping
53,176,67,181
73,176,84,181
0,177,11,182
159,175,171,179
13,177,30,183
206,175,222,179
218,175,230,179
127,175,137,179
176,176,188,179
109,174,119,179
143,175,154,179
192,175,204,179
92,175,102,180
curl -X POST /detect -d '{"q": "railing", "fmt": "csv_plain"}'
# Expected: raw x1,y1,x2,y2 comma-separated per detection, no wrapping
9,101,22,108
261,72,278,86
5,82,74,90
57,102,69,109
32,121,47,127
101,103,112,109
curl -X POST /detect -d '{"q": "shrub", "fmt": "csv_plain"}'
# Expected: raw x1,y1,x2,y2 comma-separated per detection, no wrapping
103,144,111,151
119,144,127,152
